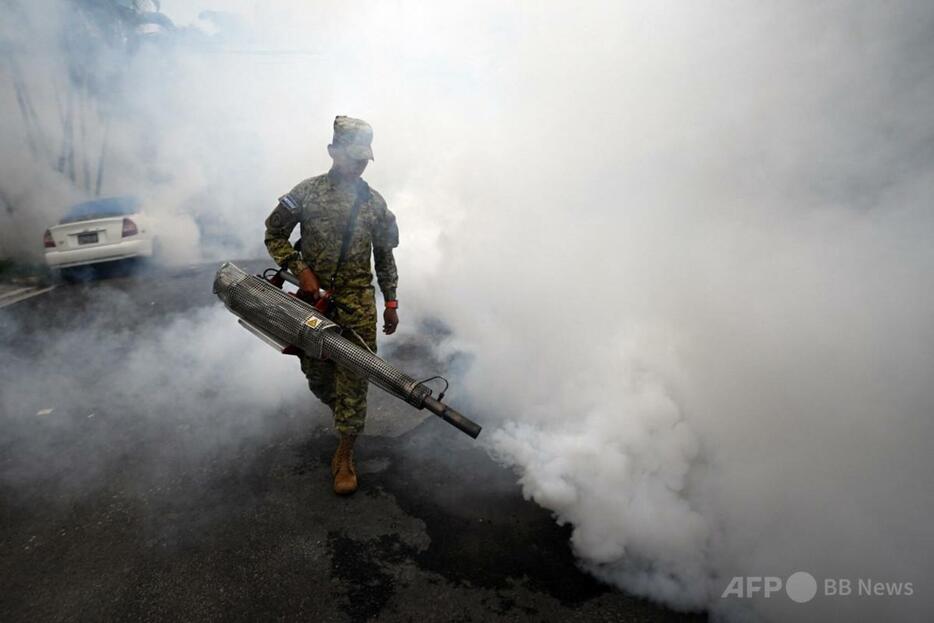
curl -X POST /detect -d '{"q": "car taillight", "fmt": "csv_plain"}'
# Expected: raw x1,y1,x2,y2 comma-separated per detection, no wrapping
43,229,55,248
122,217,138,237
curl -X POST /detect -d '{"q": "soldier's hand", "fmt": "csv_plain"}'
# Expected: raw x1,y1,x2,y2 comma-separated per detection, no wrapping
297,267,322,300
383,307,399,335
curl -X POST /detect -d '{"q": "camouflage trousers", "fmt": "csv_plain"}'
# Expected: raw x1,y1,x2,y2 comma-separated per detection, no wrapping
299,286,377,435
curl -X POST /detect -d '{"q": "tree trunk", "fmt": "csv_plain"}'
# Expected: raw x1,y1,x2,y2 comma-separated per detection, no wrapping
95,117,110,197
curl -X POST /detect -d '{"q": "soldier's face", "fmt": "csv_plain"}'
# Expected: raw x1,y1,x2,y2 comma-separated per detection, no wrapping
329,146,369,178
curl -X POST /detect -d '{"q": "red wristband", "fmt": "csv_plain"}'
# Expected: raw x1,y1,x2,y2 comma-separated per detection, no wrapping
385,300,399,309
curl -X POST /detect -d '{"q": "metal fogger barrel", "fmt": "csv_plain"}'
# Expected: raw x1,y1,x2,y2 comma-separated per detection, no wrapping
213,262,481,439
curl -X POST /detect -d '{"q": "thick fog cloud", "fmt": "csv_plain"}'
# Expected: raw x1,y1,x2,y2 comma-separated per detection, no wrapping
3,2,933,621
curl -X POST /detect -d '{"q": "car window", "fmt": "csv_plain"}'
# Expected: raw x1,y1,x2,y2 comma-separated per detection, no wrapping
60,196,141,224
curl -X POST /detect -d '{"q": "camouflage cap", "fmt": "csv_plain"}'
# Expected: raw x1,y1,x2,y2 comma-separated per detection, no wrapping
332,116,374,161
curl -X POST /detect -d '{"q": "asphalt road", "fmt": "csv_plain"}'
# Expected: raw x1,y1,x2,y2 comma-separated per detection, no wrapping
0,260,706,623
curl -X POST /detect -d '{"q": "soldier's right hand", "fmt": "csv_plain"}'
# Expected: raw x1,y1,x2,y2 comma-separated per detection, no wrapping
297,267,322,301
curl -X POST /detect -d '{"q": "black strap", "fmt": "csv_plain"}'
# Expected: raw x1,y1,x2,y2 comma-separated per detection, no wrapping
330,181,369,290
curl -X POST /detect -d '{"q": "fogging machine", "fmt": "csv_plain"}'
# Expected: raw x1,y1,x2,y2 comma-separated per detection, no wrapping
212,262,481,439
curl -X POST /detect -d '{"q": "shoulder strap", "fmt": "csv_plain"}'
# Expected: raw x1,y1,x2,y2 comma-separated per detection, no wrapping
330,181,369,290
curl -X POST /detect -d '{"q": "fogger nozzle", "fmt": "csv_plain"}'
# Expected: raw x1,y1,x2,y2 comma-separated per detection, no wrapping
213,262,481,439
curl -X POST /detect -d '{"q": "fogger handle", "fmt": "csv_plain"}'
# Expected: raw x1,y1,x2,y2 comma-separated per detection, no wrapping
275,269,330,311
423,397,482,439
277,269,299,287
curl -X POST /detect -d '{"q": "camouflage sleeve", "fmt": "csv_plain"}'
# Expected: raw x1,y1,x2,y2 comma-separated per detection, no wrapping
373,246,398,301
370,190,399,301
264,195,307,275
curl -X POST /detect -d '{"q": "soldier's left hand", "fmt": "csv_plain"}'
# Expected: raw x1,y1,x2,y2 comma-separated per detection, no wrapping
383,307,399,335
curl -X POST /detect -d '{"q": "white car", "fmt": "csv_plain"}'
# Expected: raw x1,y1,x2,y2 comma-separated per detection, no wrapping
43,196,156,272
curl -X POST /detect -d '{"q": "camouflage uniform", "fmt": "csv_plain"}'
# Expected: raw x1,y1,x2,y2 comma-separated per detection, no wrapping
264,122,398,435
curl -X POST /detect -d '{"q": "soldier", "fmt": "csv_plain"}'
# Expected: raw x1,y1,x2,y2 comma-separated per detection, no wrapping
264,116,399,495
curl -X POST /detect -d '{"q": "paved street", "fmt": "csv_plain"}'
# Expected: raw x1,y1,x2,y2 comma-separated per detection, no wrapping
0,261,704,622
0,283,55,309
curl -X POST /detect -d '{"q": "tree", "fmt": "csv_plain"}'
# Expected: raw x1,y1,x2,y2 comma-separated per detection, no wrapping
2,0,175,204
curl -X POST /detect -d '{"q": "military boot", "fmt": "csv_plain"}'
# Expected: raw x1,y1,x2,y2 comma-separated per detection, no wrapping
331,434,358,495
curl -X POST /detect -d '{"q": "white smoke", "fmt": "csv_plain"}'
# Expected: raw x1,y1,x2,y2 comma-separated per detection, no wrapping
0,297,310,493
322,3,933,621
3,1,933,621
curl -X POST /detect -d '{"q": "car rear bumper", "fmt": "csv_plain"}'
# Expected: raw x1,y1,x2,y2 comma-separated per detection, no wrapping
45,238,154,268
